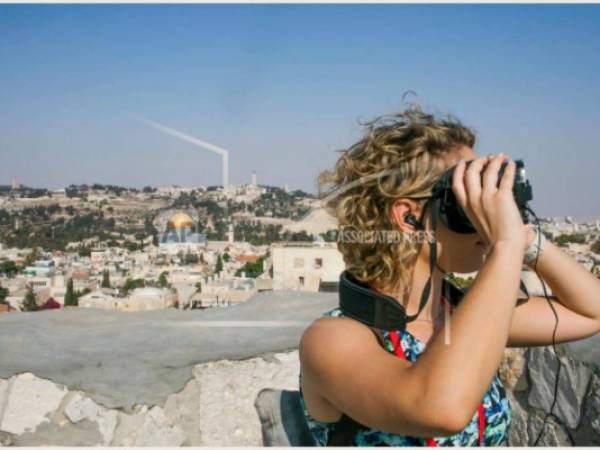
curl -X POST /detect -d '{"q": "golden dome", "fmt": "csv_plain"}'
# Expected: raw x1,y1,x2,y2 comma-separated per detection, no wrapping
167,212,195,230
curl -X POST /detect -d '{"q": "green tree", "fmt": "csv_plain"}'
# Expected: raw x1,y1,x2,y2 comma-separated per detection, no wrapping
64,278,76,306
75,288,91,303
122,278,145,295
222,252,230,263
195,281,202,293
0,260,18,278
0,284,8,304
592,239,600,255
447,274,475,289
22,285,38,311
554,233,586,247
184,249,199,265
101,270,111,288
158,271,169,288
215,253,223,274
24,248,41,266
235,255,266,278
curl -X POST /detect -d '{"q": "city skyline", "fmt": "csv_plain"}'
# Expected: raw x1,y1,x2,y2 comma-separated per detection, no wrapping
1,4,600,218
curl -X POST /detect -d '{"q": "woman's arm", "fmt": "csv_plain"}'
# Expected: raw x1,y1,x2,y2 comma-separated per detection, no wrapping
526,230,600,321
507,227,600,346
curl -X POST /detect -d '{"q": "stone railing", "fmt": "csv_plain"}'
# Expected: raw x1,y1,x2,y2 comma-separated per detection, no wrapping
1,290,599,446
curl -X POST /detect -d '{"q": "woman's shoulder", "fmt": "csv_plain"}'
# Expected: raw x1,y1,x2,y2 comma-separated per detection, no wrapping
301,307,383,356
307,307,375,337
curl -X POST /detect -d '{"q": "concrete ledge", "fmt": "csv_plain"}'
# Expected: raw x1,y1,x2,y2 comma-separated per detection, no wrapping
0,290,337,410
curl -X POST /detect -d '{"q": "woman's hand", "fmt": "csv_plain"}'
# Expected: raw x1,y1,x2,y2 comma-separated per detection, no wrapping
451,153,528,252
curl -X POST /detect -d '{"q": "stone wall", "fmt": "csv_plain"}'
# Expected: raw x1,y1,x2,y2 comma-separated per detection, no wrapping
1,291,599,447
1,346,599,446
503,346,600,446
0,351,300,446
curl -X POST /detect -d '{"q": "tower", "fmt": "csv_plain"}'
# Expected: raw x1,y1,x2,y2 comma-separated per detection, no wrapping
227,223,234,244
251,171,257,186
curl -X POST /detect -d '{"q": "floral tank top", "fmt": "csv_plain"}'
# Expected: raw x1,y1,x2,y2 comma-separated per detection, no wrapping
298,307,512,446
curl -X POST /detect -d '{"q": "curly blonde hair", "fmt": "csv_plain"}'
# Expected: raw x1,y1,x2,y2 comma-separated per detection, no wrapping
318,106,476,292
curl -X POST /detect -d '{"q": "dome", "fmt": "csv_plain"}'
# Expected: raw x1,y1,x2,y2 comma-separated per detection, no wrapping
167,212,195,230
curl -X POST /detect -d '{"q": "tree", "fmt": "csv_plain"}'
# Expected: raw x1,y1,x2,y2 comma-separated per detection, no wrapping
235,255,266,278
592,239,600,255
24,248,41,266
122,278,145,295
22,285,38,311
0,284,8,304
554,233,586,247
0,260,18,278
194,281,202,293
215,253,223,274
222,252,230,263
158,271,169,288
101,270,111,288
64,278,77,306
184,250,199,265
75,288,91,303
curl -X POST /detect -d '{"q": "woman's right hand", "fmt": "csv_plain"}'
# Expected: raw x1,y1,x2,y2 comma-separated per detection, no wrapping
451,153,528,252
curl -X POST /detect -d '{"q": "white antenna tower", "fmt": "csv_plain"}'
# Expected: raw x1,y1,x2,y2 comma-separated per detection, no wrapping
136,117,229,189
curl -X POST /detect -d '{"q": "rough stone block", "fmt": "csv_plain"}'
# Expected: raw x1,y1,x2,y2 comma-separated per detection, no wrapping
0,373,67,435
64,392,118,445
528,347,592,429
163,377,201,446
193,350,300,446
527,411,571,446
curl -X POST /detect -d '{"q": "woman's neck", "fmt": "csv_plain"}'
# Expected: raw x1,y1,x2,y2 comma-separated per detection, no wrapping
375,256,446,322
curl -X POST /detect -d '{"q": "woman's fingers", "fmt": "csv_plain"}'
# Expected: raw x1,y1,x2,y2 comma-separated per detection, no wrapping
482,154,506,194
464,157,486,210
499,158,516,193
451,159,467,208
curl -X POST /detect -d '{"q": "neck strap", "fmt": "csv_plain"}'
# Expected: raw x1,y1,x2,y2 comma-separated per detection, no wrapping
338,197,443,330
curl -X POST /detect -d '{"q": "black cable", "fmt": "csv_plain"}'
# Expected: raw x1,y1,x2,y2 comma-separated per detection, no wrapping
526,207,576,446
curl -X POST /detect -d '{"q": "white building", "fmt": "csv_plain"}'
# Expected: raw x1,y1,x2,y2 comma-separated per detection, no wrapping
271,242,345,291
23,260,55,278
190,276,256,308
79,289,120,309
122,287,176,311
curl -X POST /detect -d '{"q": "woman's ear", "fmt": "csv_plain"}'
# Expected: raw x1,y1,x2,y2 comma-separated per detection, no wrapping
391,199,421,233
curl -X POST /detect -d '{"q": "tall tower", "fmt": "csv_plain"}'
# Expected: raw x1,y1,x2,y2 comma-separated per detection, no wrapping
11,177,19,190
251,171,257,186
227,223,234,243
138,118,229,189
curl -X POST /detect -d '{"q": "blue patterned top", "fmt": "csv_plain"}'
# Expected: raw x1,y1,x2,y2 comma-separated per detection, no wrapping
298,307,512,446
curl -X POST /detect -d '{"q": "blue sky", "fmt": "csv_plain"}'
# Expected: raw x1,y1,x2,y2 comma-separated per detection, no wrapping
1,4,599,218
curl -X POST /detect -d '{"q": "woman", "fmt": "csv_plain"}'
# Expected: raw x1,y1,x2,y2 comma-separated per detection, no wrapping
298,107,600,446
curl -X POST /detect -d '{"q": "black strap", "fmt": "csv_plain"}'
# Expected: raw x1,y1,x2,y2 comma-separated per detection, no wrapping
516,278,530,307
406,197,439,323
338,198,440,331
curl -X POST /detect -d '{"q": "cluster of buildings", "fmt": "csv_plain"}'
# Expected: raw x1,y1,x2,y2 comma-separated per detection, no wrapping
0,205,345,313
1,180,599,316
